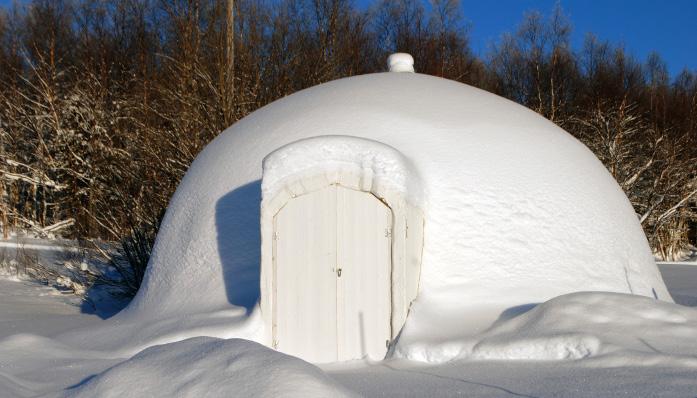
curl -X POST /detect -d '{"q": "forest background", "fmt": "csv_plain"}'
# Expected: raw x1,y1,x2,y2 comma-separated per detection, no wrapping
0,0,694,274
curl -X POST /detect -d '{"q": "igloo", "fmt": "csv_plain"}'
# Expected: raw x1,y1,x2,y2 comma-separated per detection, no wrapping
120,55,672,363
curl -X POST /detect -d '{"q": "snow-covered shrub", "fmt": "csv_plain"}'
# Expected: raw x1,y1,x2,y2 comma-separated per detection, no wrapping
96,212,161,298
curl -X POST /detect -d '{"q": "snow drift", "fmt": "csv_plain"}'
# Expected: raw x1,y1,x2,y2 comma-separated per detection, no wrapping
58,338,356,398
393,291,697,364
89,71,671,358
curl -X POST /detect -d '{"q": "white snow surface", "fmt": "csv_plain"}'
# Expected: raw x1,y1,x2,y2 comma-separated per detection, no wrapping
104,72,671,357
57,338,357,398
0,267,696,396
394,291,697,364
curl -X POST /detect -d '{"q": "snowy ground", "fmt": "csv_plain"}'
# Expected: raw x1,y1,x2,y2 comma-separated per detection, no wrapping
0,260,696,397
327,358,697,397
657,263,697,307
326,262,697,397
0,278,100,340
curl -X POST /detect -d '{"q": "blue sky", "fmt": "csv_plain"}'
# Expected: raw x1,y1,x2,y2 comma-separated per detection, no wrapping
1,0,694,77
357,0,697,77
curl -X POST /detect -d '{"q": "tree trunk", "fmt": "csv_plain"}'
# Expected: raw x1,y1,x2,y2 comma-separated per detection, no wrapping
225,0,235,125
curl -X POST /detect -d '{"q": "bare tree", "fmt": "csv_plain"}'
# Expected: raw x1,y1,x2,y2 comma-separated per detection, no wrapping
0,0,694,268
572,100,697,258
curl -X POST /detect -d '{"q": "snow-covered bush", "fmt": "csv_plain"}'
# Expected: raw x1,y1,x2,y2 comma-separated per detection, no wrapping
103,217,160,298
71,207,162,301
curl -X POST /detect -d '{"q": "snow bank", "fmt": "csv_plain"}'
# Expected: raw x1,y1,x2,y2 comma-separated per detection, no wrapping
0,333,122,397
59,338,356,398
394,291,697,364
96,72,671,358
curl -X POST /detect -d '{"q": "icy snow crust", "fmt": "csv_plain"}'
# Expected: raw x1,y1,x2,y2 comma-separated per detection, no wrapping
102,72,670,360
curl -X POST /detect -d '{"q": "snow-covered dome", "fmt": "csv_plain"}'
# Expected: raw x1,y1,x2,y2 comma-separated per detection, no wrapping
119,71,671,358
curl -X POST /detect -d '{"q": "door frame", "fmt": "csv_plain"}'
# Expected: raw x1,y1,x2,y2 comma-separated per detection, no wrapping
260,168,424,356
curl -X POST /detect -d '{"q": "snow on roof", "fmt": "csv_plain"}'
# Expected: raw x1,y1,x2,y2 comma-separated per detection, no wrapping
262,135,424,209
112,71,671,358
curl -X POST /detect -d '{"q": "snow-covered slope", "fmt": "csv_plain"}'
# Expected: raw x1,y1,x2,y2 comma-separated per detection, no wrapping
101,72,669,356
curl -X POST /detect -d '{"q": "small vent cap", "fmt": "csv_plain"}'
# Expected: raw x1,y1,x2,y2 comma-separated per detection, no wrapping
387,53,415,73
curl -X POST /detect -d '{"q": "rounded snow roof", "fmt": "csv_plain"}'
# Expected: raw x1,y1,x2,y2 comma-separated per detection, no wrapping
122,72,671,333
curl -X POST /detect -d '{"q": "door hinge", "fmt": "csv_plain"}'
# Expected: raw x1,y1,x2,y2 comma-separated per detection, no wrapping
384,228,392,238
337,268,342,277
273,232,278,240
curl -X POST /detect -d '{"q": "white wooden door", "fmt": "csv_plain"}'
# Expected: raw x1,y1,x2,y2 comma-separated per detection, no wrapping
273,185,392,362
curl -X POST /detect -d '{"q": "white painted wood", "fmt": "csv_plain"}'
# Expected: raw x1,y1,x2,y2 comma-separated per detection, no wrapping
336,187,392,360
273,185,393,362
274,186,338,362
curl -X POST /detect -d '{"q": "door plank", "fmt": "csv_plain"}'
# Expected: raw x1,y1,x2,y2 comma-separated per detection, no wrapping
274,186,338,362
336,186,392,360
